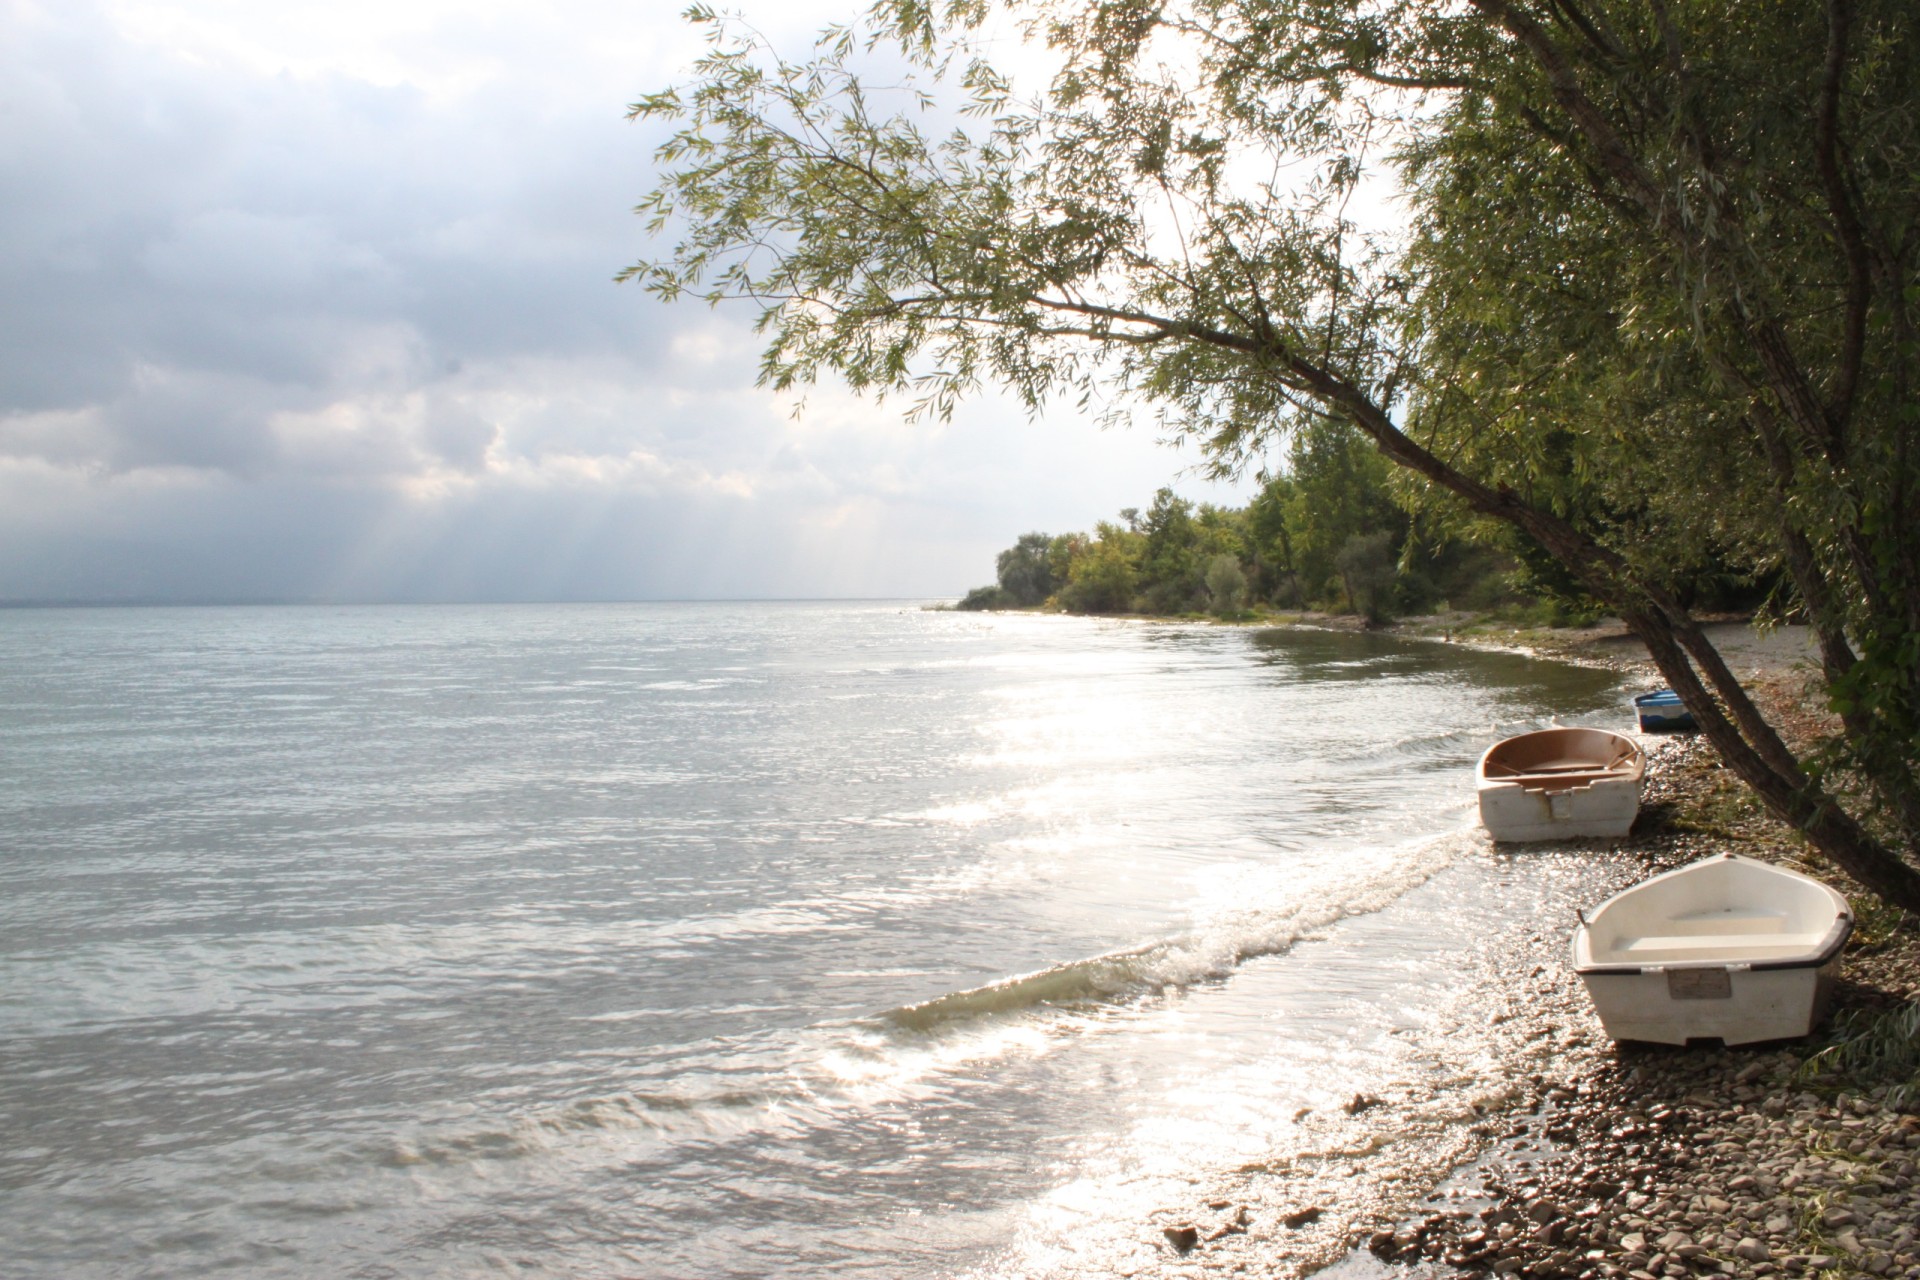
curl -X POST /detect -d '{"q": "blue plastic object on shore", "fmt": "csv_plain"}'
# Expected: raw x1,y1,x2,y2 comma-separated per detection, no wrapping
1633,688,1697,732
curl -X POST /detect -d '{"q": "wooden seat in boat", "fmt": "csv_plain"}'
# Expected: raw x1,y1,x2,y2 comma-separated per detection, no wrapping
1618,932,1829,953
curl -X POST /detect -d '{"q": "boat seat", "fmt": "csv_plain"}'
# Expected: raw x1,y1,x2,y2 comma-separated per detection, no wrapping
1517,775,1611,791
1490,763,1636,781
1665,909,1790,935
1613,931,1830,959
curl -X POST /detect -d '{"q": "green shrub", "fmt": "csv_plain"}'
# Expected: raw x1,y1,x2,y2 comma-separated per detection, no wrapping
955,584,1012,611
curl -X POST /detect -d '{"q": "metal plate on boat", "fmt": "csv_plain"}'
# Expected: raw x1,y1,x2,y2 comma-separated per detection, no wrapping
1668,967,1733,1000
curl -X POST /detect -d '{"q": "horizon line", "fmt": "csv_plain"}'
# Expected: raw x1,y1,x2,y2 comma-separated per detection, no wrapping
0,595,964,610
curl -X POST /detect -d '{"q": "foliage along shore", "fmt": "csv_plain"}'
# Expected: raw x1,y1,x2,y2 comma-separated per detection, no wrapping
950,455,1766,629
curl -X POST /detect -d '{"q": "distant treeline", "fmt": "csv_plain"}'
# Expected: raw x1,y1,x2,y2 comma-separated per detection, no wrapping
958,420,1764,623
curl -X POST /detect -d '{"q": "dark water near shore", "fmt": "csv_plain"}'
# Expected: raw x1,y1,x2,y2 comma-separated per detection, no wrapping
0,603,1633,1277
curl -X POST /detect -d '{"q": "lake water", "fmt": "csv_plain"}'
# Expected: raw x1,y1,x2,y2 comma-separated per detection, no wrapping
0,602,1632,1277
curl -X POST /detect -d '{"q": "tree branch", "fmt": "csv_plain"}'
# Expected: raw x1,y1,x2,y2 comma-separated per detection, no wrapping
1814,0,1872,426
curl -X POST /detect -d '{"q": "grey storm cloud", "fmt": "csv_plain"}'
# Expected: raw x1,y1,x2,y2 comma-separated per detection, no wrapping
0,0,1245,603
0,4,682,480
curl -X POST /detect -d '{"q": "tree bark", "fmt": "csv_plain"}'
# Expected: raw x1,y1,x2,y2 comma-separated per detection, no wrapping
1267,339,1920,912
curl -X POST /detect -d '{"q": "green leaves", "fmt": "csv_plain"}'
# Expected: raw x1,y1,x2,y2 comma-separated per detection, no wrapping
629,0,1415,439
632,0,1920,883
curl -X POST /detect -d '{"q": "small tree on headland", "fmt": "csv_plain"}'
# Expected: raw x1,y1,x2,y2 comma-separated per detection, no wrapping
632,0,1920,908
1335,533,1397,626
1204,553,1247,618
996,532,1057,606
1057,522,1142,613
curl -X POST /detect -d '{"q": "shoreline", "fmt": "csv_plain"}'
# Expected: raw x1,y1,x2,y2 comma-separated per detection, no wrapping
1353,723,1920,1280
1354,629,1920,1280
954,602,1822,679
1101,618,1919,1280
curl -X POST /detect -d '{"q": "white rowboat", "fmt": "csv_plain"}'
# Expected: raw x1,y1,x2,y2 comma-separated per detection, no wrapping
1573,852,1851,1046
1476,727,1644,842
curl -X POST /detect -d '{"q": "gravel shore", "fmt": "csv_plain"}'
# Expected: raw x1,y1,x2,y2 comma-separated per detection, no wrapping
1356,626,1920,1280
1121,621,1918,1280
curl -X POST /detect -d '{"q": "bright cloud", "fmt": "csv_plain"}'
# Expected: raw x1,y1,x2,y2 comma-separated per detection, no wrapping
0,0,1251,603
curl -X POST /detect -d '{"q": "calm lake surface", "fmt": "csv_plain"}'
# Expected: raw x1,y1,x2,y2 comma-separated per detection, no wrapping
0,602,1632,1277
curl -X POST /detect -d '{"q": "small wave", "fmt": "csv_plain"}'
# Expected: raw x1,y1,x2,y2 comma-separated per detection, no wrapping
371,1082,804,1169
1330,724,1489,768
879,831,1476,1036
356,829,1492,1178
883,948,1165,1032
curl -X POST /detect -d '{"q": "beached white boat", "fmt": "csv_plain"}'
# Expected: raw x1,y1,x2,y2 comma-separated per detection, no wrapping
1573,852,1852,1046
1476,727,1644,842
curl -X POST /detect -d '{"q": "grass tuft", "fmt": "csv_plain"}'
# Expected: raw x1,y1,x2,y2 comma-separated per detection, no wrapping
1843,897,1911,954
1797,1000,1920,1105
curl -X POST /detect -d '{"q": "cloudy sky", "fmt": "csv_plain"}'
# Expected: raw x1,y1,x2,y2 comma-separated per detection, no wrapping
0,0,1250,604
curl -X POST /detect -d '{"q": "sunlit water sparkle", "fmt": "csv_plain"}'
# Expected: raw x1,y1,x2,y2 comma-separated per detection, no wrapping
0,602,1634,1277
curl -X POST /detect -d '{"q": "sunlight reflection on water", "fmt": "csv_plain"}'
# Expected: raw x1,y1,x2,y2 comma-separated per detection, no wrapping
0,603,1629,1278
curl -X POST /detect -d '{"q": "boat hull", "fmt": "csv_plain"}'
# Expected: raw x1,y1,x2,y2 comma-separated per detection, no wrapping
1476,728,1645,842
1577,960,1842,1046
1572,853,1851,1046
1633,689,1697,733
1477,777,1640,841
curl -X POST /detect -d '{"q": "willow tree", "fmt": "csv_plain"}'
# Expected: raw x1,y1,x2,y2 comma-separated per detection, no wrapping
630,0,1920,908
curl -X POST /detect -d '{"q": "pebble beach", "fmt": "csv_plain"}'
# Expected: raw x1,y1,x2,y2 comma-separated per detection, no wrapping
1363,725,1920,1280
1136,622,1920,1280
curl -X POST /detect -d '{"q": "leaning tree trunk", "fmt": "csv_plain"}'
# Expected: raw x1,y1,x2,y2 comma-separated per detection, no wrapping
1469,0,1920,879
1285,354,1920,913
1617,606,1920,911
